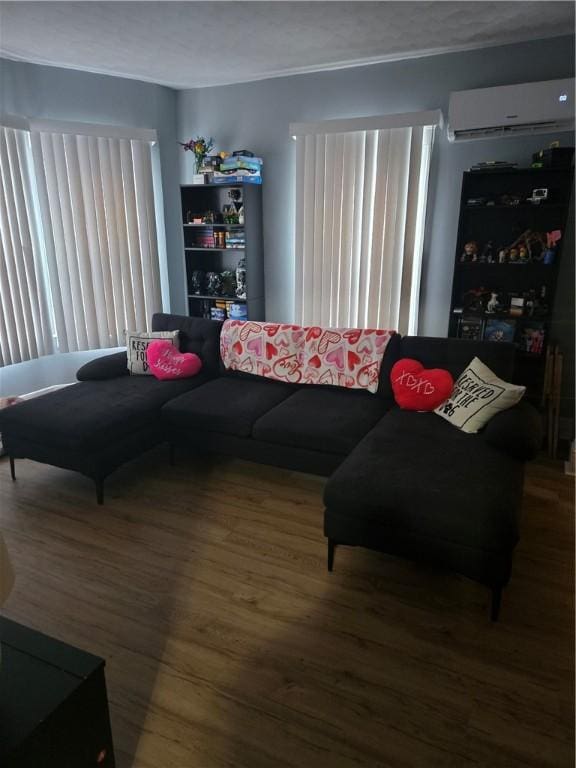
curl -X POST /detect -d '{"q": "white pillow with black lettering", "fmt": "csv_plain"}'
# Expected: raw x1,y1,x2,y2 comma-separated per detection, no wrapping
435,357,525,434
125,330,179,375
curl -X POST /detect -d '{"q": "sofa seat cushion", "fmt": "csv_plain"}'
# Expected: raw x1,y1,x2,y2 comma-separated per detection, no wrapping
253,388,392,456
161,376,296,437
324,409,524,552
0,374,209,452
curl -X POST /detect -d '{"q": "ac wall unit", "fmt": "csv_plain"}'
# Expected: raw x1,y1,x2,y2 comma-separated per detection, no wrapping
447,78,575,142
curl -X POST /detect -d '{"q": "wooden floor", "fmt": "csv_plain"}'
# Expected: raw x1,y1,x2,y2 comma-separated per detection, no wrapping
0,451,574,768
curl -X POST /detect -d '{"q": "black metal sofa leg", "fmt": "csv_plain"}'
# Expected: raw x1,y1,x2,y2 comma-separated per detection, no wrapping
9,456,16,481
327,539,336,572
491,586,502,622
95,478,104,506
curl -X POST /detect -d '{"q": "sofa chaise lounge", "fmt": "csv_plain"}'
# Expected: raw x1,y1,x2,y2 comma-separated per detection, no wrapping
0,313,542,618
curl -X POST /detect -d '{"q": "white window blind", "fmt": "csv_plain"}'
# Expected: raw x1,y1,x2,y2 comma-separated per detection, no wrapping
30,130,162,352
293,111,439,334
0,126,53,365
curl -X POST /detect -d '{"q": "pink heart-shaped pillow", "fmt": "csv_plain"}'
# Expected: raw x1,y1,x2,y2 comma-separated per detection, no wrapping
391,358,453,411
146,340,202,381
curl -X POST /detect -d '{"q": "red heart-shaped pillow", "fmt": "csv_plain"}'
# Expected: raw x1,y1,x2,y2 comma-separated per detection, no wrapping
147,340,202,381
391,358,453,411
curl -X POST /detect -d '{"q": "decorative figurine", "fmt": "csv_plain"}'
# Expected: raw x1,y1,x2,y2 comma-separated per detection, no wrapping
460,241,479,263
524,289,536,317
220,270,237,297
518,244,530,262
480,241,495,264
205,271,223,296
463,287,488,313
508,246,519,263
498,248,507,264
534,285,549,317
222,205,239,225
542,230,562,265
190,270,205,294
235,257,247,299
486,292,500,314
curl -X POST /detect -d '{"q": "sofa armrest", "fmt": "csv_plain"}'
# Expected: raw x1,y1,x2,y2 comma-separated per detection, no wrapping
76,352,129,381
481,400,543,461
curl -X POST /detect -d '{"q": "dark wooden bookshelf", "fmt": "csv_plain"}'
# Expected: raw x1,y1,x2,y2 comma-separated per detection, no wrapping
180,183,264,320
448,166,573,400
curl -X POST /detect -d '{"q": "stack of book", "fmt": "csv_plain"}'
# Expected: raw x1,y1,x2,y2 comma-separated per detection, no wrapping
225,230,245,249
195,233,215,248
213,155,262,184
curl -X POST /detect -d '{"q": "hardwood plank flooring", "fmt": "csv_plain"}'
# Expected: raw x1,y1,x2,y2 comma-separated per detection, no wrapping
0,451,573,768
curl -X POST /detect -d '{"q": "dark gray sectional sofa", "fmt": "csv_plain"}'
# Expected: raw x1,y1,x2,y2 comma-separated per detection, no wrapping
0,313,542,619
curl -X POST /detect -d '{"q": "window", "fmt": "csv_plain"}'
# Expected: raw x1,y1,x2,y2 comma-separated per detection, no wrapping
0,125,53,365
0,118,164,365
292,111,440,334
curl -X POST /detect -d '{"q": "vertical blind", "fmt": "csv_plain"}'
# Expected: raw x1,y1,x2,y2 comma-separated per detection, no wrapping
30,131,162,352
0,126,53,365
294,116,437,334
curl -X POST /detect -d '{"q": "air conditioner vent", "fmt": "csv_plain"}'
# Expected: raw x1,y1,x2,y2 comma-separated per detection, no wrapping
448,79,575,142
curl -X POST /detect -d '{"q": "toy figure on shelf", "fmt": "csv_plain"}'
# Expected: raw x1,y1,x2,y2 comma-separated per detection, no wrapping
524,289,536,317
235,257,247,299
542,230,562,265
508,246,519,263
190,270,205,294
480,241,495,264
518,244,530,263
205,271,223,296
498,248,507,264
463,286,488,313
460,241,479,263
220,270,237,297
486,292,500,314
507,229,547,262
534,285,549,318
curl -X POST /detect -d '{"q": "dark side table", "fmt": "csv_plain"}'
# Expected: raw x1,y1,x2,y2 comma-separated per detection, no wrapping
0,617,115,767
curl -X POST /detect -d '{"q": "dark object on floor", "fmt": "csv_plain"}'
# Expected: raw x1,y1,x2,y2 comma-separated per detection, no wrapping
0,617,115,767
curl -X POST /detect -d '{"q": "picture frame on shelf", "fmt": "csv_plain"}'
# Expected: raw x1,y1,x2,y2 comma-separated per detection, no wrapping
484,318,516,344
457,317,484,341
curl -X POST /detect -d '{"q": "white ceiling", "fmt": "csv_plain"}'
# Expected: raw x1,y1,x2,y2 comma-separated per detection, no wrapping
0,1,573,89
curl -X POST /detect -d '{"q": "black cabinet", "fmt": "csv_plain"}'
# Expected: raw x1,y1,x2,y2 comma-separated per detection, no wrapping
0,618,115,768
181,183,264,321
448,167,573,399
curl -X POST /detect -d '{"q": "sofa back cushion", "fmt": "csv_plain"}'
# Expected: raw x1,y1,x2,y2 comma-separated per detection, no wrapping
376,332,402,399
152,313,223,376
399,336,516,382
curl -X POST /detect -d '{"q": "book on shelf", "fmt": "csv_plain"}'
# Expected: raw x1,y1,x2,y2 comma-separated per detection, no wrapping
194,234,215,248
212,173,262,184
520,322,546,355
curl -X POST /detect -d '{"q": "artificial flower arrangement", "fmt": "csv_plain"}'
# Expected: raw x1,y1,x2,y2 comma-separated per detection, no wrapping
179,136,215,173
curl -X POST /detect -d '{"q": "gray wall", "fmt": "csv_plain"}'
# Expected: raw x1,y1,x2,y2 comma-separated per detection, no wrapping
0,57,187,314
178,35,575,334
